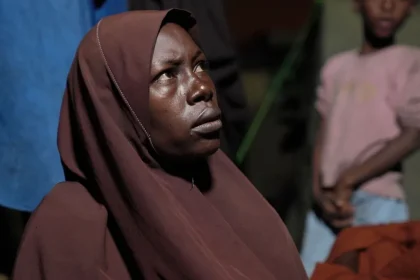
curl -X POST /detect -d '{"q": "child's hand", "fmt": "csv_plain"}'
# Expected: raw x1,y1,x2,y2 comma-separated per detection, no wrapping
329,198,354,229
334,169,358,209
316,188,354,229
320,168,359,229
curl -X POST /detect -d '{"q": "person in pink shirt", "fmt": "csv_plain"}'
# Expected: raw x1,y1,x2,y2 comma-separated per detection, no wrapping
301,0,420,276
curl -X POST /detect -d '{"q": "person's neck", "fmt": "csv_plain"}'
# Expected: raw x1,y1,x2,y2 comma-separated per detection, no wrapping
360,25,395,55
147,146,212,191
160,158,202,179
153,151,208,179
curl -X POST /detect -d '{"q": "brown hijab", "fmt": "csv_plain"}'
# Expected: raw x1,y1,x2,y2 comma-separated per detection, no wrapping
13,10,307,280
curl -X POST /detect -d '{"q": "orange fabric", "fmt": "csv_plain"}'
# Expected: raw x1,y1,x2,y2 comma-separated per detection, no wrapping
311,222,420,280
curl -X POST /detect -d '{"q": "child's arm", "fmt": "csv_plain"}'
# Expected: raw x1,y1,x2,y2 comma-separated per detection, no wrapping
313,57,355,227
314,116,354,228
312,117,325,197
336,126,420,190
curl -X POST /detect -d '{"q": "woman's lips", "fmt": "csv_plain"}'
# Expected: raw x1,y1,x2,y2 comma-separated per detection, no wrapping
191,119,222,134
192,107,222,134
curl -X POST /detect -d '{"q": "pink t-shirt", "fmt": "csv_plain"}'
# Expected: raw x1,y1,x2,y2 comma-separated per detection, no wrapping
317,45,420,199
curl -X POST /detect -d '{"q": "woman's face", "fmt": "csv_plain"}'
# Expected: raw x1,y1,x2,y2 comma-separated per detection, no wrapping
148,23,221,161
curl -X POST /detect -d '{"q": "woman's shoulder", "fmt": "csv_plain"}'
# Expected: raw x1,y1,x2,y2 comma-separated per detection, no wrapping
32,182,107,226
13,183,111,279
24,182,108,245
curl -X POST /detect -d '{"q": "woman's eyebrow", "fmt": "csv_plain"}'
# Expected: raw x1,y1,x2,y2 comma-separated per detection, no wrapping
191,49,202,63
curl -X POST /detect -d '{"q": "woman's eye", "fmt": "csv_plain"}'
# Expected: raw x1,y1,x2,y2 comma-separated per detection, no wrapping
195,61,209,73
157,70,175,82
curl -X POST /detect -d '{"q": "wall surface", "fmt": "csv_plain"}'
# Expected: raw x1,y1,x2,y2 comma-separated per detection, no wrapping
225,0,312,44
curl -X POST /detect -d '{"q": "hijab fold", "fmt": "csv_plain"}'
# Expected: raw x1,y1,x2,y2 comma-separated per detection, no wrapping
13,10,306,280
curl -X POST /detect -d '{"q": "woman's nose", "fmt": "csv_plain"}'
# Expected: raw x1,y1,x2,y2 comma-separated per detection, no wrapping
187,80,214,105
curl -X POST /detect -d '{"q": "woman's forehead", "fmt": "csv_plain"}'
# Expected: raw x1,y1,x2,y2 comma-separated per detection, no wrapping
156,24,196,49
151,24,200,65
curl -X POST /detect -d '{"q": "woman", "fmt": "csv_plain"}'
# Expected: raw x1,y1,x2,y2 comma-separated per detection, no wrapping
13,10,307,280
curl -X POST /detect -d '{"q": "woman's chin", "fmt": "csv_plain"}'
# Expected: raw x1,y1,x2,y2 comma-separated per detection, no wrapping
195,139,220,158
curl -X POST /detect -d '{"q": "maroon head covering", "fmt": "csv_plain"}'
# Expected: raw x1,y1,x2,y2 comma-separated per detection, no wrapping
13,10,307,280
